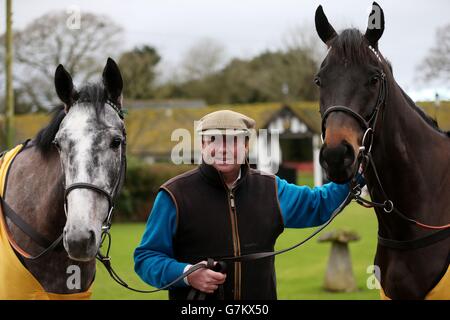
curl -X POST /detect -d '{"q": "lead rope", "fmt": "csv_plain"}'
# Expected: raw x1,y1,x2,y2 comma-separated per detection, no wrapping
352,149,450,230
95,187,355,294
186,258,225,300
96,229,212,293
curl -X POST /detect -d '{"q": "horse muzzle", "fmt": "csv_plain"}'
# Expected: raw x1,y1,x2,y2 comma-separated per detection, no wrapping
319,140,356,184
63,227,99,261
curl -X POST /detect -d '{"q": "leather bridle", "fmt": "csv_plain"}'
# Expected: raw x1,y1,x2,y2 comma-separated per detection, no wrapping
63,154,125,234
320,71,387,149
64,184,114,232
61,99,126,236
319,59,450,251
0,100,127,261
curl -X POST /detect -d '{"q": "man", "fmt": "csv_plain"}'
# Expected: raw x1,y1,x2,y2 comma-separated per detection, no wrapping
134,110,362,300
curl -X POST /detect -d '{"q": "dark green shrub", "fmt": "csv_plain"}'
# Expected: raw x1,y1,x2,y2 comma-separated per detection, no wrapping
115,156,195,222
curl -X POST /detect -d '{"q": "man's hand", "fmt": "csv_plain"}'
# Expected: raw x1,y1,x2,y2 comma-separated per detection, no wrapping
186,261,226,293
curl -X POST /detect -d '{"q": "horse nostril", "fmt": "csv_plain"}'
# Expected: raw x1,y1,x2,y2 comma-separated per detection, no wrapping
88,230,96,246
320,141,355,168
342,142,355,167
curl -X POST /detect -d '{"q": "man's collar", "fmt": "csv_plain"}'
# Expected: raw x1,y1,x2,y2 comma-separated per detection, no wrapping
230,168,242,189
199,162,249,190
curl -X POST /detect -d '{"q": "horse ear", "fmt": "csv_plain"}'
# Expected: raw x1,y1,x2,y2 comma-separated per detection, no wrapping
55,64,77,109
315,5,337,46
364,2,385,49
102,57,123,107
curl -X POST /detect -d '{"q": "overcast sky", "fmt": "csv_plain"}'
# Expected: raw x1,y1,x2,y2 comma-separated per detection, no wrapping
1,0,449,99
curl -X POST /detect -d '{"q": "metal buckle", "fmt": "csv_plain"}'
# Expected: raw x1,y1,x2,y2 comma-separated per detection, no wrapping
383,200,394,213
102,206,114,231
352,185,362,197
361,128,373,153
100,256,111,262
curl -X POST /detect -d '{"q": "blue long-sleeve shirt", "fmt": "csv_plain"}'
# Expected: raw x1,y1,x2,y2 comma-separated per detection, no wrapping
134,175,361,289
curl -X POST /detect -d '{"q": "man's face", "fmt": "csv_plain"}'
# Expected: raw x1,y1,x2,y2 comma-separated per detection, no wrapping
201,134,249,174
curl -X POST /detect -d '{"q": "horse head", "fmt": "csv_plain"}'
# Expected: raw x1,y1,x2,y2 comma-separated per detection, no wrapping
315,2,390,183
53,58,126,261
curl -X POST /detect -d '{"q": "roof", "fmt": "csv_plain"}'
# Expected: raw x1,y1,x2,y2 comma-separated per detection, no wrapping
1,101,449,157
124,99,206,109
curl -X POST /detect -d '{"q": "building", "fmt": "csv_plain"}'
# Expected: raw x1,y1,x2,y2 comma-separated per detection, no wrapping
3,100,450,187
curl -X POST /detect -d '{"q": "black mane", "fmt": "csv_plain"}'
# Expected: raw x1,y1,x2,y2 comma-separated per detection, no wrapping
329,29,380,65
35,82,107,154
330,28,448,137
34,105,66,154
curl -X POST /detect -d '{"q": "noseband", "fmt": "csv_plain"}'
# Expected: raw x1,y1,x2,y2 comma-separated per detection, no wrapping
320,71,387,153
63,174,121,233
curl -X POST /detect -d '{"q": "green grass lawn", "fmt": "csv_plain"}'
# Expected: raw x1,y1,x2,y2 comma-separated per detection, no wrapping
92,202,380,300
297,171,315,188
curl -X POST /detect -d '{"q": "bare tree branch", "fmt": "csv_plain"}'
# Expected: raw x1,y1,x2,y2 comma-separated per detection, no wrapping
417,24,450,85
181,38,227,81
2,11,124,111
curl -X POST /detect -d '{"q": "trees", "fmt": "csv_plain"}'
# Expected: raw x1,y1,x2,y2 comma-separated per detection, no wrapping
181,38,226,81
118,45,161,100
156,25,321,104
1,11,123,112
418,24,450,85
1,10,323,110
166,47,319,104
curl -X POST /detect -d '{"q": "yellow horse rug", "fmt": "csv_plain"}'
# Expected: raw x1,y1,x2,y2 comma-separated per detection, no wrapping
0,144,92,300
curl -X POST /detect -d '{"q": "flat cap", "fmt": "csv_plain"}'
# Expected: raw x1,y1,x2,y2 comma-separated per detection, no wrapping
196,110,256,136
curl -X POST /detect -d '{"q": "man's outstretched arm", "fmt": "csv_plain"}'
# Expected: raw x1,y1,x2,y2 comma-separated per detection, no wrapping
277,176,364,228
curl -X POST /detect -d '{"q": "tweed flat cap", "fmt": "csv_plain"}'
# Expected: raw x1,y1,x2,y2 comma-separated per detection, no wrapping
196,110,256,136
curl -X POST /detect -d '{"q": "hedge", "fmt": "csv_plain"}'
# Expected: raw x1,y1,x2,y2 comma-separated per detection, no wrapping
114,157,195,222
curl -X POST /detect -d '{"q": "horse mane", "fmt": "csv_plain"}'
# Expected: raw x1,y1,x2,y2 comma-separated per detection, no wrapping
34,105,66,154
330,28,449,137
35,82,107,154
329,28,380,65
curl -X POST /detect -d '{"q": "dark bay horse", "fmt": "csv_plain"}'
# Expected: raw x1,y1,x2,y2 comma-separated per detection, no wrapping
1,58,126,296
315,3,449,299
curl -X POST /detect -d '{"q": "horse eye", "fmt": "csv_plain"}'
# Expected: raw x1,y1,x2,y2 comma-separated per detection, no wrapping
110,137,122,149
370,75,379,85
314,77,321,87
